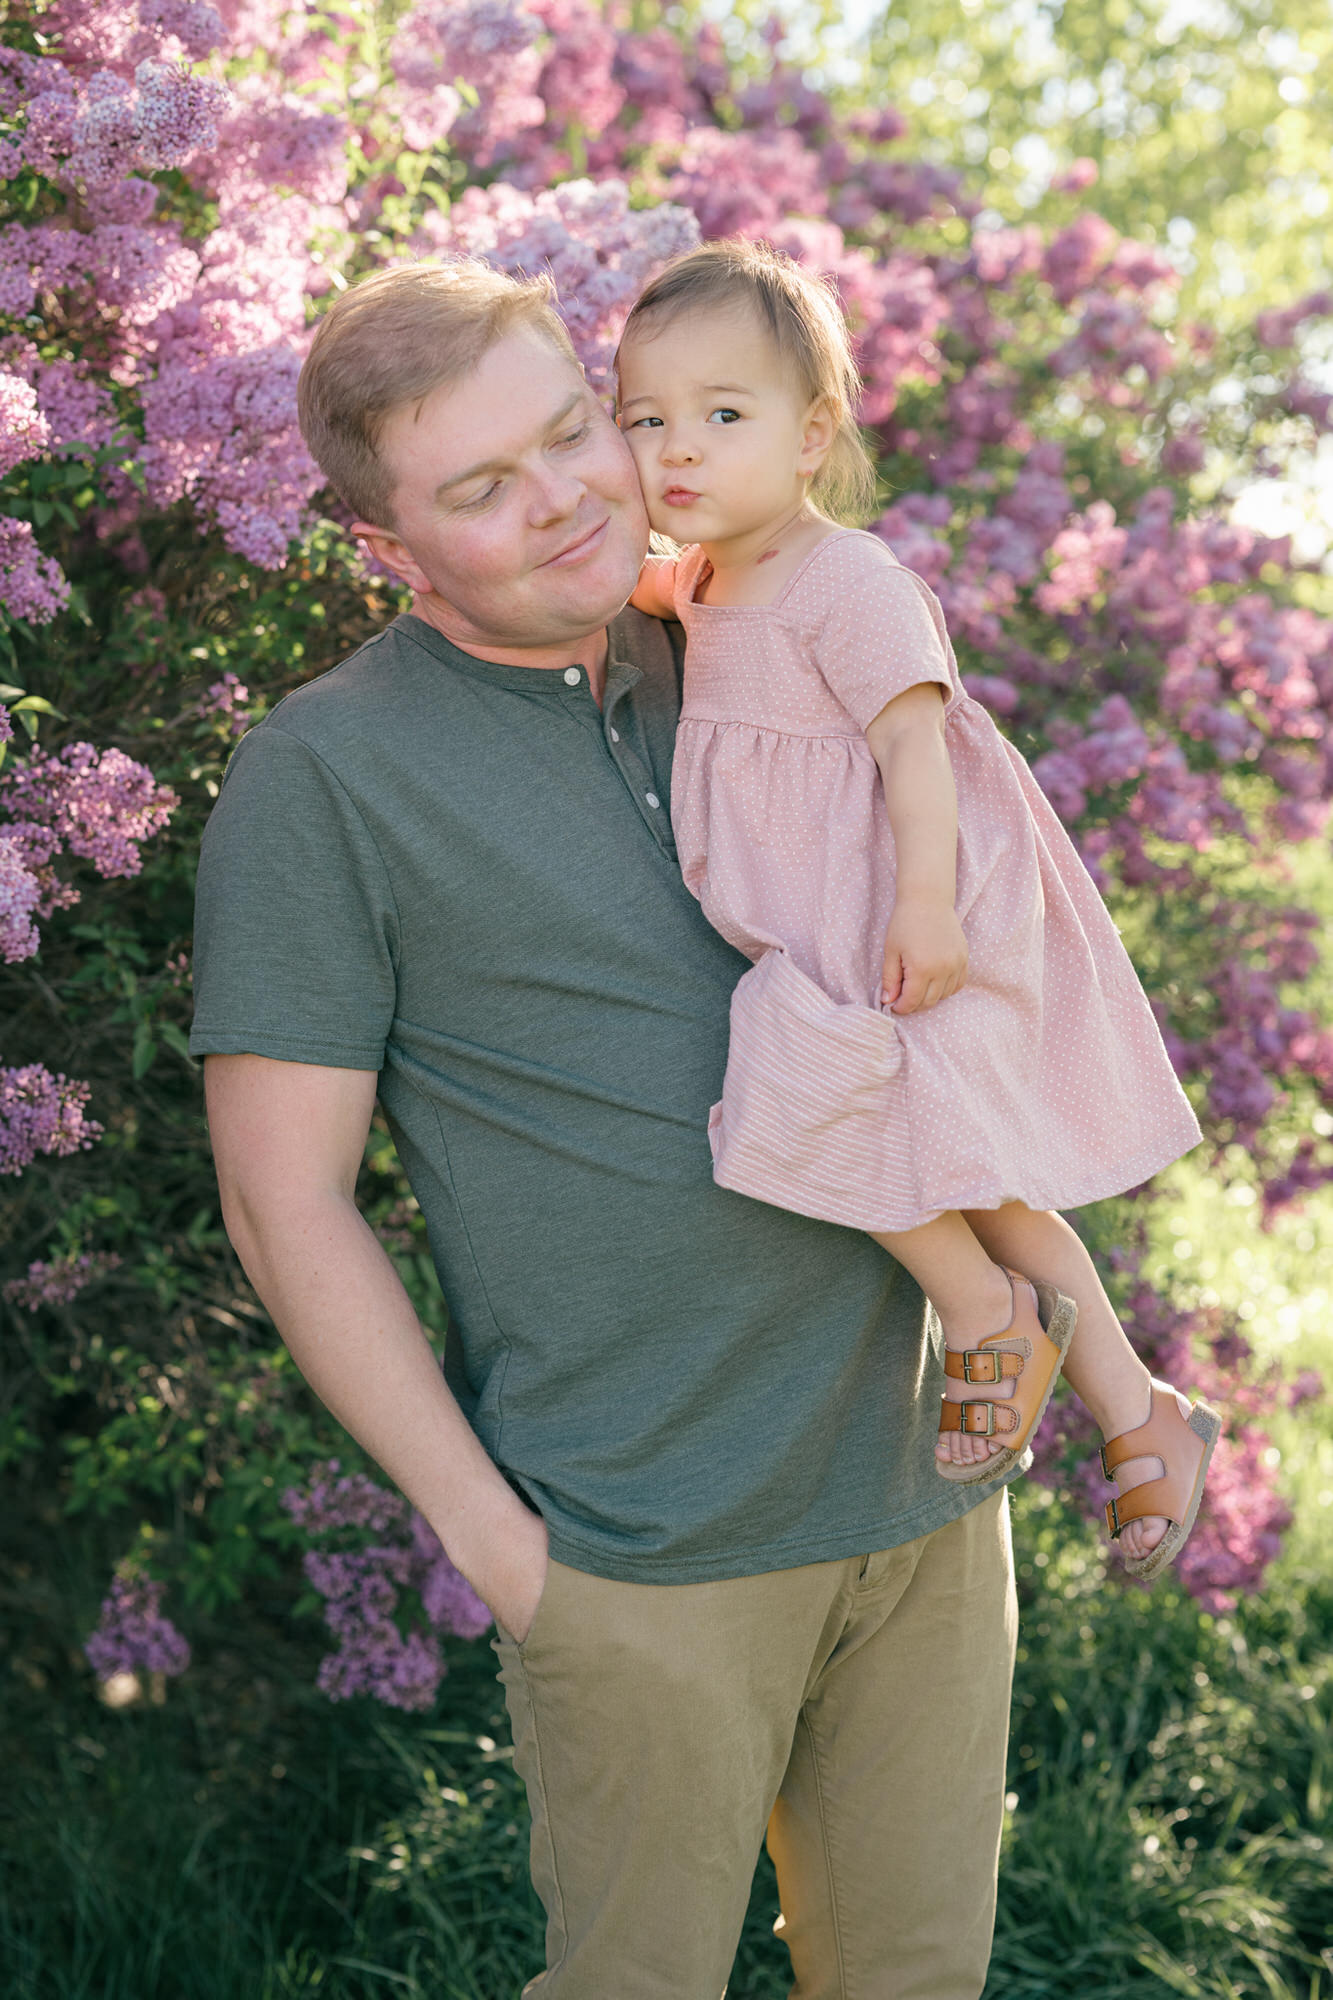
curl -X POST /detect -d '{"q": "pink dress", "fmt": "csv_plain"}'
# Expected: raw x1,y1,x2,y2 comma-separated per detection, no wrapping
670,529,1202,1233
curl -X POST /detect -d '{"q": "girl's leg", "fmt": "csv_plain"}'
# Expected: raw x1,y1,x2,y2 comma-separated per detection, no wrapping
962,1203,1176,1560
870,1213,1019,1468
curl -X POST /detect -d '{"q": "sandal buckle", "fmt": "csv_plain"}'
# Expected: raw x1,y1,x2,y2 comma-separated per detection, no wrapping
962,1350,1001,1385
960,1400,997,1437
1106,1494,1122,1538
1099,1443,1113,1481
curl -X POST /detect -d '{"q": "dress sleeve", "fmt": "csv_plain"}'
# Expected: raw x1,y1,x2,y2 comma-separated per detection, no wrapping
189,722,398,1070
810,537,957,732
671,544,709,616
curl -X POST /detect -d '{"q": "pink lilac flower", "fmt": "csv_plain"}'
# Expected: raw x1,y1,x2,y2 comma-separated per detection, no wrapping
305,1541,448,1710
1041,212,1119,305
130,59,229,169
1051,157,1099,193
0,831,42,962
201,77,349,209
1035,500,1128,617
197,670,252,733
1254,289,1332,349
872,495,956,589
0,1063,102,1175
388,0,544,161
969,223,1043,287
3,1250,120,1309
0,372,51,477
0,343,119,458
666,126,828,240
527,0,624,143
84,1571,191,1678
422,178,698,391
0,741,177,879
0,517,71,624
281,1459,409,1537
283,1460,492,1709
410,1511,494,1638
1049,291,1176,391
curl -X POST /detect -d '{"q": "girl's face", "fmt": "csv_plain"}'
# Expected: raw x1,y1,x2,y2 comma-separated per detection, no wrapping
616,307,828,548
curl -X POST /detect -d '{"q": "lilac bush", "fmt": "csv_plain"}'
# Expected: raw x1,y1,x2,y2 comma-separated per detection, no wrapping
283,1460,492,1712
1,0,1329,1686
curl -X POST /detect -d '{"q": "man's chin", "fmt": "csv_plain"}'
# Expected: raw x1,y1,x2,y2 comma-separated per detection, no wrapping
550,542,648,634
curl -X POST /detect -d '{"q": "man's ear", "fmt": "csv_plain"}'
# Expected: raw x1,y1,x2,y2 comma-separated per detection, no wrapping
798,399,836,478
351,522,433,596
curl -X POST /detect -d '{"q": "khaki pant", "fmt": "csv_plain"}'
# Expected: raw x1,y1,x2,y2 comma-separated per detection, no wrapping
493,1490,1016,1999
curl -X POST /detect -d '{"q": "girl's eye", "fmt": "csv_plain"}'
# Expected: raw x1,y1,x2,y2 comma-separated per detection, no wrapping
707,408,741,424
621,415,662,430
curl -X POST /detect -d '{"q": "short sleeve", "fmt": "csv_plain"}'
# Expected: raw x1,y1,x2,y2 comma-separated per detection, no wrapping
189,724,398,1070
672,544,710,617
811,537,957,731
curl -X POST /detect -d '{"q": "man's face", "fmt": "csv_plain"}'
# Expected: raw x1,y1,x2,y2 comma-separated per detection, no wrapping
358,327,649,661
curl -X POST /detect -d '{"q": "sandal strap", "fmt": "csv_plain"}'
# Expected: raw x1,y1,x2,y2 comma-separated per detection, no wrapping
1105,1477,1178,1539
1099,1385,1217,1540
1099,1388,1192,1476
939,1398,1022,1437
943,1346,1025,1385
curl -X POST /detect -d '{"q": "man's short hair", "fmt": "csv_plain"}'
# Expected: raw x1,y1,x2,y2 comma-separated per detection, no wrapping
297,261,579,531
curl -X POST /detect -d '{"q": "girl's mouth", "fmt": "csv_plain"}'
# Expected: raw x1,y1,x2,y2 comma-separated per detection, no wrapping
662,487,700,506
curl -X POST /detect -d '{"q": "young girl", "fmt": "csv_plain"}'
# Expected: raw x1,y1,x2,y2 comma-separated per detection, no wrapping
618,238,1221,1578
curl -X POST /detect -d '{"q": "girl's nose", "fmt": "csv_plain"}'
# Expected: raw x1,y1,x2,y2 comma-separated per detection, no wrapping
660,431,700,467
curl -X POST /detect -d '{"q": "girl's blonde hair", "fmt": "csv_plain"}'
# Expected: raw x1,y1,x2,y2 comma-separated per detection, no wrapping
617,239,879,527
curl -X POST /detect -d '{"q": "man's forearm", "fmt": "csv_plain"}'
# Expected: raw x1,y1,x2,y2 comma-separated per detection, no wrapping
222,1186,544,1618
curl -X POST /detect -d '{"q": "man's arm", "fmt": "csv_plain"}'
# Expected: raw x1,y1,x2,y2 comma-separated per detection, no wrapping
205,1053,548,1637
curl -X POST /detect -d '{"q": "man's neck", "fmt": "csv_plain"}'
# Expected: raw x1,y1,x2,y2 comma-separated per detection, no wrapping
409,596,610,702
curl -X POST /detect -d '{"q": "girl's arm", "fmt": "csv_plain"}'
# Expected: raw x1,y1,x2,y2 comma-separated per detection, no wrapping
629,555,678,619
864,682,968,1014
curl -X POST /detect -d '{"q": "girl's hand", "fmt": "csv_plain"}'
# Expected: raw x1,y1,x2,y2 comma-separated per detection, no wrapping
881,899,968,1014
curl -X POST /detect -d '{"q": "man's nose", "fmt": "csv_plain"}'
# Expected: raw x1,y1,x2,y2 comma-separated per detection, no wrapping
528,462,583,525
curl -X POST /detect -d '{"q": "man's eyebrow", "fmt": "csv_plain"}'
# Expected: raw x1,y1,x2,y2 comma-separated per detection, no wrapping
432,392,586,500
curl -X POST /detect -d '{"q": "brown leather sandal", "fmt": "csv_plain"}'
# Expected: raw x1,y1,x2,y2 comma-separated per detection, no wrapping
936,1268,1077,1485
1100,1380,1223,1580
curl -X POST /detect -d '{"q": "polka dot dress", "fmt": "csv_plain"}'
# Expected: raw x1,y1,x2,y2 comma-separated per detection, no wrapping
670,529,1203,1233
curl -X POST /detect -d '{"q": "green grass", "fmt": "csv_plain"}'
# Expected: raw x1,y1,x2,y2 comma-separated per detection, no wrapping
4,1499,1329,1998
4,1162,1330,1999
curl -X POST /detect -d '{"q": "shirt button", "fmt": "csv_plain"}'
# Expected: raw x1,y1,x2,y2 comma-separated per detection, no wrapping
609,727,620,742
563,667,581,686
645,791,661,809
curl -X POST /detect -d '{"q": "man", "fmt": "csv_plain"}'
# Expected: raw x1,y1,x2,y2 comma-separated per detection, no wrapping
191,260,1019,1999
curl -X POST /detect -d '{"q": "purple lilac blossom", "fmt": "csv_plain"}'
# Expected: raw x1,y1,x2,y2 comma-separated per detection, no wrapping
0,1064,102,1175
0,742,178,879
4,1250,121,1309
84,1571,191,1679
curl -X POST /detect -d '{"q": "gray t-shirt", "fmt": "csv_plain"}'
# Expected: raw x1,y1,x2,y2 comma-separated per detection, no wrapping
191,606,994,1582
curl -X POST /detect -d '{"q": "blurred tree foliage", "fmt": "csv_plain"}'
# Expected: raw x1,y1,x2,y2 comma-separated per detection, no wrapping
848,0,1333,327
